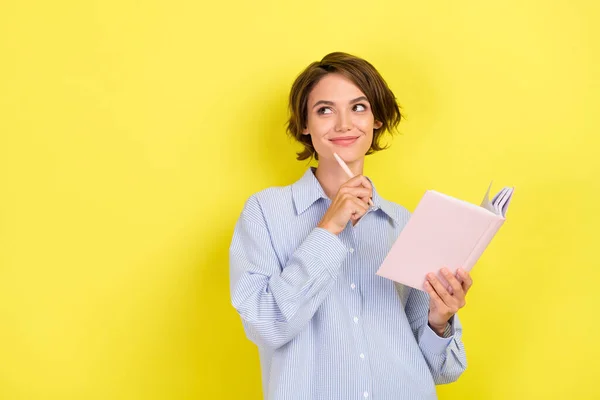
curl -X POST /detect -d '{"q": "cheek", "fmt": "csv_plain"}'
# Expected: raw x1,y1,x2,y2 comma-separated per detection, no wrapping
307,116,335,136
355,116,375,135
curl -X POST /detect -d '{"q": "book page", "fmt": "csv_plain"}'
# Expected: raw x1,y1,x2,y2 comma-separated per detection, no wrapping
495,187,514,217
481,181,514,217
480,181,496,213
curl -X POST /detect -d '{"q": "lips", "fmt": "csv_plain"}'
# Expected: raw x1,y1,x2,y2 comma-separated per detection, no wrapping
329,136,359,146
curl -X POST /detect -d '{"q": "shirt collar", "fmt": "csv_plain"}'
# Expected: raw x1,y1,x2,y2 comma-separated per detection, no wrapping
291,167,401,224
291,167,328,215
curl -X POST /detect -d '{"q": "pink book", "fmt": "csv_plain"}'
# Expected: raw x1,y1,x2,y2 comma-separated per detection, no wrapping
376,182,514,291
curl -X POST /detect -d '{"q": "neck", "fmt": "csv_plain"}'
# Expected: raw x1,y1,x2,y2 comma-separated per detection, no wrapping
315,156,365,200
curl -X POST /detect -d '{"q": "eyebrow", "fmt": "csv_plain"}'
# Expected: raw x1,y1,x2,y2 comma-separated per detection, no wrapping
312,96,369,109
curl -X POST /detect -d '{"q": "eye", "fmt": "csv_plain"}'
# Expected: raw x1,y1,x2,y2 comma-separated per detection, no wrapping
317,107,333,115
353,103,367,112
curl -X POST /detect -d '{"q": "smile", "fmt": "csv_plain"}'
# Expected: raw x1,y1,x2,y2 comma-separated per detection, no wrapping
329,136,359,146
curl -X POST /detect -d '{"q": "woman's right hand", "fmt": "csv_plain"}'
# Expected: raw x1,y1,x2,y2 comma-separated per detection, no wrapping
317,175,373,235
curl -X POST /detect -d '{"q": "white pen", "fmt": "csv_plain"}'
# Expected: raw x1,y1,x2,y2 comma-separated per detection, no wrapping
333,152,375,207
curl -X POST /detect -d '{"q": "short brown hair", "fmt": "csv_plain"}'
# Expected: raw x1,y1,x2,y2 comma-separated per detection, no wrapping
286,52,402,161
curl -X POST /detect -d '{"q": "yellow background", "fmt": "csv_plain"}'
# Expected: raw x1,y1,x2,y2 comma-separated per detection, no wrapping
1,0,599,398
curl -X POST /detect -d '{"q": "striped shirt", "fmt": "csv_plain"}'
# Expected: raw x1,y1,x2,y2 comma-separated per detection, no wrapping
229,167,467,400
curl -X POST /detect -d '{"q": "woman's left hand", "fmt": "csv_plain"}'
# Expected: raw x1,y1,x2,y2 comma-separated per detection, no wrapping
424,267,473,336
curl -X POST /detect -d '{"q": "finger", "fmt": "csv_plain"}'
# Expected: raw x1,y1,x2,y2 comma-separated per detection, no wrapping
343,175,370,187
340,180,373,203
357,175,373,191
441,268,464,299
349,197,369,216
342,176,374,202
457,268,473,293
342,196,369,221
339,186,372,200
424,281,447,310
426,273,455,306
342,174,373,189
359,176,374,205
354,190,373,207
357,176,373,204
341,191,369,206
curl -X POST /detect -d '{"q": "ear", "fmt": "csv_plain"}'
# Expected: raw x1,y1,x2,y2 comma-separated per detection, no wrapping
374,120,383,130
302,128,310,135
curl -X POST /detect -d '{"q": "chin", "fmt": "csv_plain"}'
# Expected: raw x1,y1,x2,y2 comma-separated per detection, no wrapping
331,147,369,162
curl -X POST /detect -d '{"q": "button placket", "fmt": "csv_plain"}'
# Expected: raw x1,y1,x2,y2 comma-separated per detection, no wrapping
352,226,373,398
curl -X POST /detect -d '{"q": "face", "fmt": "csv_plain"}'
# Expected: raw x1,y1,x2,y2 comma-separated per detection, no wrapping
303,73,382,162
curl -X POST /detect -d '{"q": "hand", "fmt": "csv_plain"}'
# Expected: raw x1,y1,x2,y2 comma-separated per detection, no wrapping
424,267,473,336
317,175,373,235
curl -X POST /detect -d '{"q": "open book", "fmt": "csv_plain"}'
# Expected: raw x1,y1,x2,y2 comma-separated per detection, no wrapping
375,182,514,291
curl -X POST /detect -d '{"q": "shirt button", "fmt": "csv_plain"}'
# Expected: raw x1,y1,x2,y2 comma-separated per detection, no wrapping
360,353,365,359
364,392,369,398
350,283,356,290
353,316,359,323
348,247,354,253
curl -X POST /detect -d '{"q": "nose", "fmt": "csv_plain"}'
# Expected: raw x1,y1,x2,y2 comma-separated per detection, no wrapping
335,110,352,132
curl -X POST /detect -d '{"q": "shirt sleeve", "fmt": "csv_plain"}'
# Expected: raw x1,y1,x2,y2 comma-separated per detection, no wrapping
229,195,349,350
404,287,467,384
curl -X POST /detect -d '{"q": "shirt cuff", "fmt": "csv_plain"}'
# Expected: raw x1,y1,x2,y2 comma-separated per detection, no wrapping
296,227,349,277
420,315,456,354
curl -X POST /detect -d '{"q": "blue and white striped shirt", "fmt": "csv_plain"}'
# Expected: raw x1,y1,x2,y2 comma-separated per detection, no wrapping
229,167,467,399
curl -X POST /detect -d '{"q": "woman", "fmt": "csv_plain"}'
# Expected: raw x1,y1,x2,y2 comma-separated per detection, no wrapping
229,52,472,400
